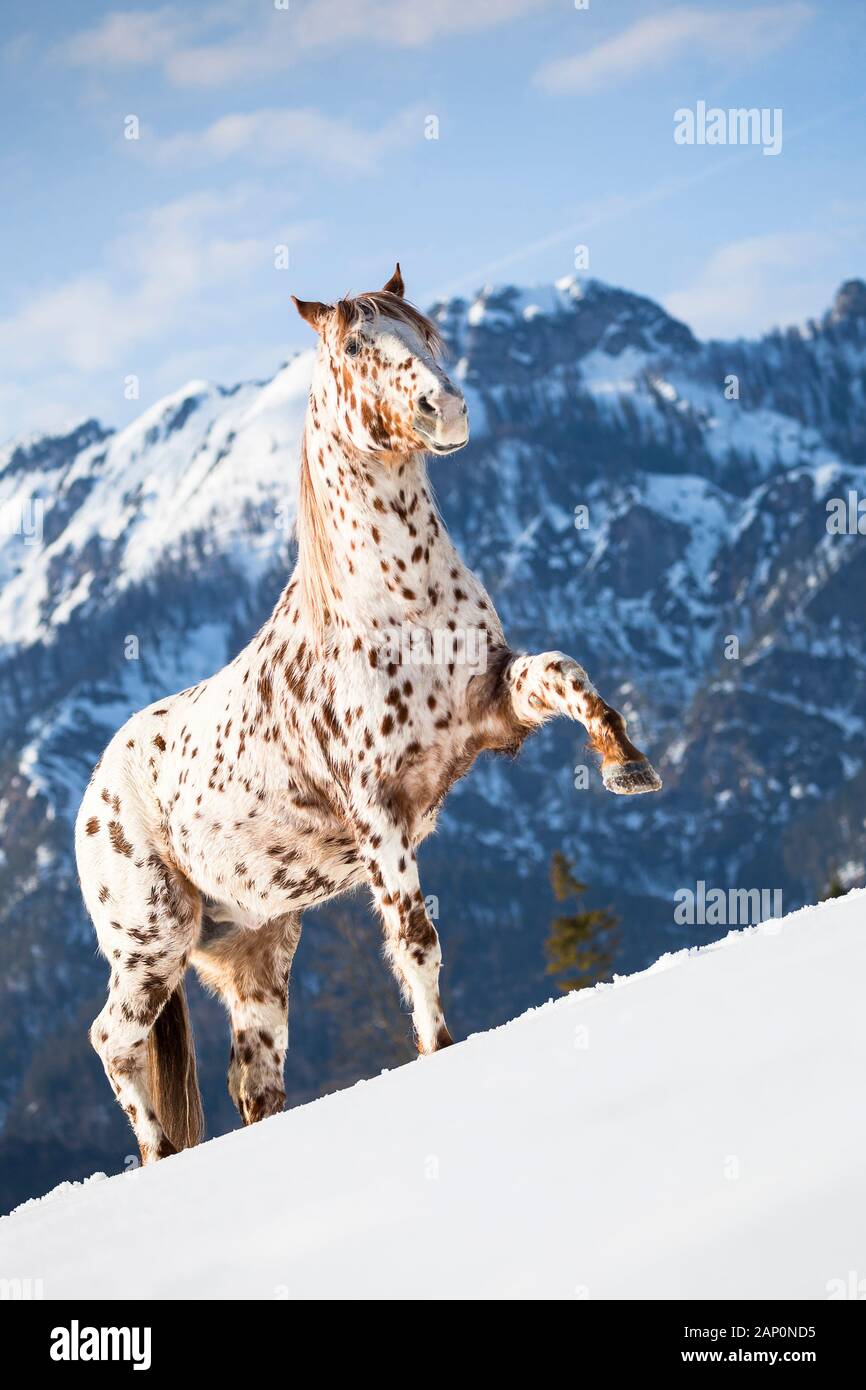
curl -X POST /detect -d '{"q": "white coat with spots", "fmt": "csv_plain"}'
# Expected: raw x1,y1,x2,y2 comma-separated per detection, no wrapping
75,266,661,1163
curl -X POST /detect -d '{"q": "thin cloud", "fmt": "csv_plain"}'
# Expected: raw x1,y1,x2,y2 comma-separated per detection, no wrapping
0,186,313,375
663,230,848,337
58,1,550,86
145,104,427,175
535,3,813,95
61,5,190,66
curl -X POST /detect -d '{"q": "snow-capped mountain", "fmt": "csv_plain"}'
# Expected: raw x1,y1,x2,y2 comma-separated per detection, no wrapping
2,274,865,1211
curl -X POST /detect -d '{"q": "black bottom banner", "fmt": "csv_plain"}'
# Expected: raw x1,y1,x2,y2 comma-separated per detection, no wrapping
2,1298,860,1372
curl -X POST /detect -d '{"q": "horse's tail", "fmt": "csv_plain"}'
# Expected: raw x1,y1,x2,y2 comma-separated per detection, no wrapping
146,981,204,1151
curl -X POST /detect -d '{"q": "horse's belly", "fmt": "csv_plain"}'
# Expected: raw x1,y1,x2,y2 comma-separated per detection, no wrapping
168,805,364,920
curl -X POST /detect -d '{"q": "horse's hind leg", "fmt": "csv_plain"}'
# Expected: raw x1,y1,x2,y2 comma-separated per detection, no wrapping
192,912,301,1126
79,813,202,1162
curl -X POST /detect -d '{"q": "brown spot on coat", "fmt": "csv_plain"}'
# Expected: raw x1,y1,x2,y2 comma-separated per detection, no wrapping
108,821,134,857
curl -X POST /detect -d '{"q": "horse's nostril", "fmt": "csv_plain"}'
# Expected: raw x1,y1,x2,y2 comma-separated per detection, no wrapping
417,394,437,417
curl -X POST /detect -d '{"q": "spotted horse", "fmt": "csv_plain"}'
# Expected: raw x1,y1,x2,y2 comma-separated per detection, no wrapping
75,265,662,1164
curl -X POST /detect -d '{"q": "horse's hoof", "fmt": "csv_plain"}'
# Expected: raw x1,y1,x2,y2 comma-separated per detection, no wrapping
603,759,662,795
417,1024,454,1055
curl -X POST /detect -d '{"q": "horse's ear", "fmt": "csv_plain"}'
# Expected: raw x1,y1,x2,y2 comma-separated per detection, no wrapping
291,296,332,335
382,262,405,298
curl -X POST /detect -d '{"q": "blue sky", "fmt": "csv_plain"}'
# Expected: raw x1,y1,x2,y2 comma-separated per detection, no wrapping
1,0,864,440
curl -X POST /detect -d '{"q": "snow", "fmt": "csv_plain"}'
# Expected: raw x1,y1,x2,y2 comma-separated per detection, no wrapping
465,277,584,328
0,356,314,648
578,344,648,393
2,891,864,1299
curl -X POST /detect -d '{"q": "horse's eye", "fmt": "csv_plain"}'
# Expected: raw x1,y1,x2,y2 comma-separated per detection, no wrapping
345,336,361,358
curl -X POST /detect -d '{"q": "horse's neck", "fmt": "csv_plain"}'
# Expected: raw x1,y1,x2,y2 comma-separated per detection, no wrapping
293,394,455,632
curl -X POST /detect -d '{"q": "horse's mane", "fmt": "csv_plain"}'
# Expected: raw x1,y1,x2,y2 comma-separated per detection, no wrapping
296,434,341,639
333,290,444,356
296,291,444,638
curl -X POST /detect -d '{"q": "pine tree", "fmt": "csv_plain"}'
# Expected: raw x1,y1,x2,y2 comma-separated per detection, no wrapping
821,870,847,900
544,851,620,993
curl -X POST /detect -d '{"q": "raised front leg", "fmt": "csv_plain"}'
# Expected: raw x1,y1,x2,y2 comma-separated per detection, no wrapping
353,808,452,1054
507,652,662,795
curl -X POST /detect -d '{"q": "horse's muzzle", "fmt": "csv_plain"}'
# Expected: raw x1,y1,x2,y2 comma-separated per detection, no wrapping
413,392,469,454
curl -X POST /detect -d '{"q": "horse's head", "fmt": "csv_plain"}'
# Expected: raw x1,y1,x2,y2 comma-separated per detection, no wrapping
292,265,469,459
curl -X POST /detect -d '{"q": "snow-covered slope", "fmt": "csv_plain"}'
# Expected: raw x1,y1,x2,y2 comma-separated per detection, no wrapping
3,891,863,1300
